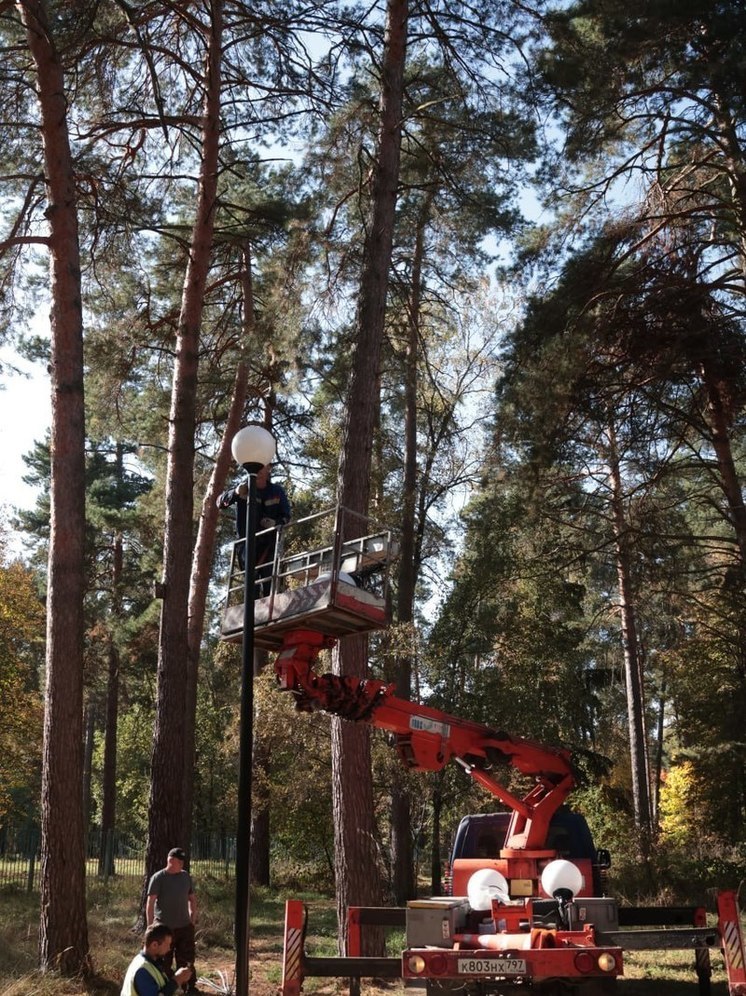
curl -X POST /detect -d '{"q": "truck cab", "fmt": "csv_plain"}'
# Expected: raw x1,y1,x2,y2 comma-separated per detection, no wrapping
447,807,610,899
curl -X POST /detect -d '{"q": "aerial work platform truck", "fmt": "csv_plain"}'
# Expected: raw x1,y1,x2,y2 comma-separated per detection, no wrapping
220,506,746,996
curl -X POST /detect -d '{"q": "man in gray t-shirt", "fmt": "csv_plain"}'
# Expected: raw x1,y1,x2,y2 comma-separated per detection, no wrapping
147,847,198,993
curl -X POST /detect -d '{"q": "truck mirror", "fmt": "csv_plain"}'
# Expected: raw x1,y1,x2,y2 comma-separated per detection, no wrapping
596,848,611,869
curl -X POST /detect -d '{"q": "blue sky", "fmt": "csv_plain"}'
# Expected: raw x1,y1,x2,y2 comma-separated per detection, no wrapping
0,348,50,525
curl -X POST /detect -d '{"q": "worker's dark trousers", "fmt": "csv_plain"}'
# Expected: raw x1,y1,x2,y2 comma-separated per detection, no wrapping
165,923,197,990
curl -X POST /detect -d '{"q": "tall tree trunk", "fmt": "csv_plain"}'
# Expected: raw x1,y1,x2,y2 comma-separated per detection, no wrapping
700,358,746,566
250,637,273,885
184,246,254,840
651,676,666,826
82,703,95,827
144,0,223,902
19,0,91,974
390,198,430,904
430,773,444,895
331,703,382,952
712,96,746,278
607,421,652,848
249,699,271,887
185,242,278,882
100,522,123,878
333,0,408,954
698,352,746,836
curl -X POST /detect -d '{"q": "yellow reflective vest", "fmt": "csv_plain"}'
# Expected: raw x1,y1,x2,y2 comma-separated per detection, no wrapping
120,951,170,995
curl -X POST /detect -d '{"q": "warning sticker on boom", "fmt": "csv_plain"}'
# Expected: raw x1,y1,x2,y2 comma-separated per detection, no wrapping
410,715,451,738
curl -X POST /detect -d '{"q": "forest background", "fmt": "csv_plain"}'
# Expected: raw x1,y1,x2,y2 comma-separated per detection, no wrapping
1,0,746,984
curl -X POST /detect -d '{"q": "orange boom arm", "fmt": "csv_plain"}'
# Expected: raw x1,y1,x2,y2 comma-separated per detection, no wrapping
274,629,576,851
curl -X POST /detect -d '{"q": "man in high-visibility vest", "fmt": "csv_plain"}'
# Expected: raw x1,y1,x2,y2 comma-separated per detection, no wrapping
121,923,192,996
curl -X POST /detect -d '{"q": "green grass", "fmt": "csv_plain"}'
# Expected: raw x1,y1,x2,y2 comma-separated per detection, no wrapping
0,878,298,996
1,881,743,996
0,881,129,995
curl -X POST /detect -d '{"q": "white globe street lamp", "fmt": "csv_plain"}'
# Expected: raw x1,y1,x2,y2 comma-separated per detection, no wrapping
231,424,276,473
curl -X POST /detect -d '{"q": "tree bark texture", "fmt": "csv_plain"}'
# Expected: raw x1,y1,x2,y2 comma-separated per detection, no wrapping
700,358,746,567
332,706,385,954
184,247,253,839
390,197,429,905
430,774,444,895
332,0,408,953
145,0,223,893
82,703,95,829
99,526,123,877
607,421,652,845
712,95,746,276
249,716,272,887
18,0,91,974
698,354,746,823
336,0,408,516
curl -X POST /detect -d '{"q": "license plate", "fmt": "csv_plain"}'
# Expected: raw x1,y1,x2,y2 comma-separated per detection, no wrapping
457,958,526,975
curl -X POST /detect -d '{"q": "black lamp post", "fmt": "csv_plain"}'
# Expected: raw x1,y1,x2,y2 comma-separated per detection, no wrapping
231,423,276,996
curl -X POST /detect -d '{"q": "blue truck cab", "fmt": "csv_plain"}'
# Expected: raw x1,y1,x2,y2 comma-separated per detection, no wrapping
446,807,610,899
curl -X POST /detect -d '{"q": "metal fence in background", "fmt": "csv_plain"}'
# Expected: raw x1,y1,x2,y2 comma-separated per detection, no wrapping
0,825,237,892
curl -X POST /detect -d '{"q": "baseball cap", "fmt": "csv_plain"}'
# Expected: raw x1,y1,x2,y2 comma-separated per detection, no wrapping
168,847,186,860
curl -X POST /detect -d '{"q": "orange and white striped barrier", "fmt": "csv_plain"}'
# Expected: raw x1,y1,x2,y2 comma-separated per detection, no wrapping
718,891,746,995
281,899,307,996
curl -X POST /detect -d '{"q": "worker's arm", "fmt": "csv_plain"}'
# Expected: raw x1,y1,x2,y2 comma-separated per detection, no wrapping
145,894,156,926
217,485,239,508
188,889,198,924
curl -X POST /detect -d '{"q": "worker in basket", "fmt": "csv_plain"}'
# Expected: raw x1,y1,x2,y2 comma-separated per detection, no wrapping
217,463,291,593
